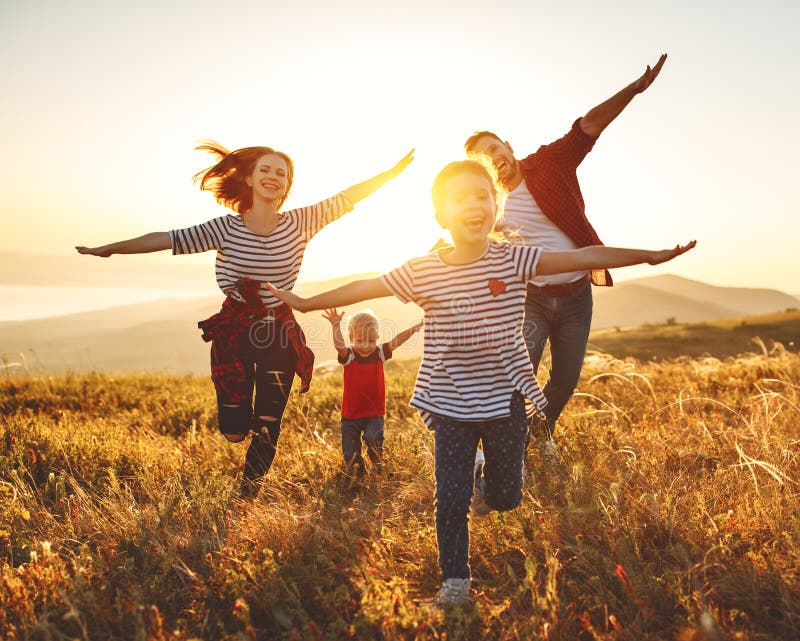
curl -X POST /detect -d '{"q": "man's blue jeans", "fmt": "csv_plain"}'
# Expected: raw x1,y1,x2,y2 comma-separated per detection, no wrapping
522,281,593,436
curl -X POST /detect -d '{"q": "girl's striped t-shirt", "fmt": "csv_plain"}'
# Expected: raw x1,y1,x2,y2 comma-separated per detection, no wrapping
381,240,548,426
168,193,353,307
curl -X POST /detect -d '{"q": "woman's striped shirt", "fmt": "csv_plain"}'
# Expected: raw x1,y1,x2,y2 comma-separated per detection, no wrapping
168,193,353,306
380,240,548,427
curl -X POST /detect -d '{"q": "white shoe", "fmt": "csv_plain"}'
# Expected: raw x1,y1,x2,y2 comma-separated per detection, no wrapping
433,578,471,607
470,449,492,516
542,438,563,465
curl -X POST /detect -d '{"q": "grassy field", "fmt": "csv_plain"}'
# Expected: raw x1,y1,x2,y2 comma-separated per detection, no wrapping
589,310,800,361
1,345,799,640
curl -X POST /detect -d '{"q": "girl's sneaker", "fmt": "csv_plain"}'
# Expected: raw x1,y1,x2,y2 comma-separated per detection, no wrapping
539,439,569,479
542,438,563,465
470,450,492,516
434,578,471,607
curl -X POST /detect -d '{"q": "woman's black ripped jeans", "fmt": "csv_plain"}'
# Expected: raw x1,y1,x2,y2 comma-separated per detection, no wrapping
217,319,296,496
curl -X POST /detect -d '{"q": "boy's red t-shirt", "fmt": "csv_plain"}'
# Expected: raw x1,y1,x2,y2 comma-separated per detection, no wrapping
339,344,392,419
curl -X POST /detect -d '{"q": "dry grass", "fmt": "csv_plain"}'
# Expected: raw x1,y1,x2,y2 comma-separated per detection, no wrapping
588,309,800,360
1,348,799,640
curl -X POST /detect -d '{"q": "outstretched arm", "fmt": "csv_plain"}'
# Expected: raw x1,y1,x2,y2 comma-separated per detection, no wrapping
267,277,392,313
342,149,414,204
322,309,349,359
580,54,667,138
75,232,172,257
387,320,423,352
537,240,695,275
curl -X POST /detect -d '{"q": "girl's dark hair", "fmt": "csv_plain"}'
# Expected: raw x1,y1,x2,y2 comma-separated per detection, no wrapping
193,141,294,214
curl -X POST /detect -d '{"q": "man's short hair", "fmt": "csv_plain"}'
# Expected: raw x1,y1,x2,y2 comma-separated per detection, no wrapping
464,131,504,154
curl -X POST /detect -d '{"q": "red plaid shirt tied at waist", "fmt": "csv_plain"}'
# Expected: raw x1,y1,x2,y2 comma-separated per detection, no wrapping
197,278,315,405
519,117,613,287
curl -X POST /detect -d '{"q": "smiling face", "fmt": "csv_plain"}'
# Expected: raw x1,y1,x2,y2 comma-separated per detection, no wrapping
350,324,379,358
434,169,498,248
467,134,521,190
246,153,290,205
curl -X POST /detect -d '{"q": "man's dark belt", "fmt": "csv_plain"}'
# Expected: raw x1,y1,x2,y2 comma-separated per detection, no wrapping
527,273,590,297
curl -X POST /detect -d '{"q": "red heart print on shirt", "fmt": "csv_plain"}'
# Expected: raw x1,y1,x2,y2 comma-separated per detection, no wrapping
488,278,507,297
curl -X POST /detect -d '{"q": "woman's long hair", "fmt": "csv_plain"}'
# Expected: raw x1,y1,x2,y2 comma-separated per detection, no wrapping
194,141,294,214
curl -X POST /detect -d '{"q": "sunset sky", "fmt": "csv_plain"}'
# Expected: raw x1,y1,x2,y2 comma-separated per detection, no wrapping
2,0,799,314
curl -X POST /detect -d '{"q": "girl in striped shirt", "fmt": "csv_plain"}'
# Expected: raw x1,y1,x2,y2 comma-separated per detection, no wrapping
76,142,413,498
272,159,696,606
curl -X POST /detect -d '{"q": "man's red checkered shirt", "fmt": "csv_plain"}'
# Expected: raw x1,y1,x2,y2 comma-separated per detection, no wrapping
519,117,612,286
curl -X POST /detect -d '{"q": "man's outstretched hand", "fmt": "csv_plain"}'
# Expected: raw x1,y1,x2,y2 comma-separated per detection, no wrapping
632,53,667,94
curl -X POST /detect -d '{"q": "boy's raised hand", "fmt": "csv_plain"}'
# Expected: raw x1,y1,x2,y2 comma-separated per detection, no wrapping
322,308,345,326
647,240,697,265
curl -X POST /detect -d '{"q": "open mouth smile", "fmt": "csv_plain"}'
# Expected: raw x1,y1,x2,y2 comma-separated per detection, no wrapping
462,216,486,231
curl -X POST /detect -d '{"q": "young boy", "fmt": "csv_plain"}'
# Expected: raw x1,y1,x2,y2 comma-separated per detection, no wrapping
268,160,695,607
323,308,422,476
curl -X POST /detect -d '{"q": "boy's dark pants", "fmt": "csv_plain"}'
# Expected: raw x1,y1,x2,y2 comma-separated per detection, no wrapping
340,416,384,471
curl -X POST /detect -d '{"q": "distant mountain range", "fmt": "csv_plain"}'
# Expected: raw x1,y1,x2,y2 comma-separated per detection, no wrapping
0,250,214,289
1,274,797,374
591,274,799,328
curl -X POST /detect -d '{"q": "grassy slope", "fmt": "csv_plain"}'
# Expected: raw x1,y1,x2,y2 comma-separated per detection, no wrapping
2,291,797,376
1,348,799,640
590,310,800,361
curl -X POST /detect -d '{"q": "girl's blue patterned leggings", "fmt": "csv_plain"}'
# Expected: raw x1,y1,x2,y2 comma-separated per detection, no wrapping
432,392,527,580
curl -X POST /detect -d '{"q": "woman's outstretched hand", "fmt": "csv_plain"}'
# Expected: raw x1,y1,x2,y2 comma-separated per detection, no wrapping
647,240,697,265
265,282,309,312
389,149,415,178
343,150,415,204
75,245,112,257
74,233,170,256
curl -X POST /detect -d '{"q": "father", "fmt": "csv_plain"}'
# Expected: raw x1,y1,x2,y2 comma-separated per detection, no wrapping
465,54,667,460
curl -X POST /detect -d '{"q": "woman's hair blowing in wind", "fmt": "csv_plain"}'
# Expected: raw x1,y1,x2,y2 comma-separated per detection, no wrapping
194,140,295,213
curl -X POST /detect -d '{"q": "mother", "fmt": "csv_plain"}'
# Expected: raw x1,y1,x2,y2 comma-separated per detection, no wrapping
77,142,413,498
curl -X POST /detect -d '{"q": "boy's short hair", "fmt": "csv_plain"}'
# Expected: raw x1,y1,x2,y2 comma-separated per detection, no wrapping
348,311,379,335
